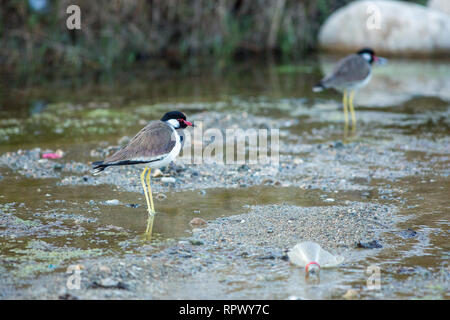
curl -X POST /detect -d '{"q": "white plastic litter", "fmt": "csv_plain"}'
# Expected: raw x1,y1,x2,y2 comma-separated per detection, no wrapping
288,241,344,272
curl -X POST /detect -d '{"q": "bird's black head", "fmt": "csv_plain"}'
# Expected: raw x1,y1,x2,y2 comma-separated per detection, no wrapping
357,47,389,66
357,48,387,65
357,48,376,64
161,111,193,129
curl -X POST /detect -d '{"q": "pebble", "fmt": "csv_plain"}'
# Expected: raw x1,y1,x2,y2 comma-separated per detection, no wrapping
189,240,204,246
92,278,128,290
126,203,140,208
99,265,111,273
155,193,167,201
99,278,119,287
356,240,382,249
399,228,417,239
58,293,79,300
105,199,121,205
161,177,176,184
190,218,207,226
152,169,163,178
342,289,358,300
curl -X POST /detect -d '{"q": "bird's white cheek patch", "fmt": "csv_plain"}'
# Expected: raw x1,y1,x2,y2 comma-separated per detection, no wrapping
167,119,180,128
362,53,372,62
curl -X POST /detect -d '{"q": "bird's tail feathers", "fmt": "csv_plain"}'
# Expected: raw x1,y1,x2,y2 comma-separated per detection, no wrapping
92,161,107,175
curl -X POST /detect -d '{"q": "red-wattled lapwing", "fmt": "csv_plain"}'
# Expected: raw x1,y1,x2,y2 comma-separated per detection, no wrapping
92,111,194,234
313,48,387,130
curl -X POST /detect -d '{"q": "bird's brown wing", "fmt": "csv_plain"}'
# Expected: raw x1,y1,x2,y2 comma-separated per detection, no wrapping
321,54,371,88
103,121,176,164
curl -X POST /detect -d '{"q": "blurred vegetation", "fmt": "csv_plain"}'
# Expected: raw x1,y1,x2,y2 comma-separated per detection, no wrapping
0,0,429,75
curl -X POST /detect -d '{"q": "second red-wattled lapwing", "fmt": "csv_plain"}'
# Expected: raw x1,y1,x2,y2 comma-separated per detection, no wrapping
92,111,194,234
313,48,387,130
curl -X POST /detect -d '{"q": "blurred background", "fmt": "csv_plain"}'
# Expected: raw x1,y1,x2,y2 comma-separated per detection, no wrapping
0,0,431,77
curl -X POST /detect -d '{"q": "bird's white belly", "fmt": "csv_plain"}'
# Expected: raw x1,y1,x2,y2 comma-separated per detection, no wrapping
349,71,372,90
147,128,181,169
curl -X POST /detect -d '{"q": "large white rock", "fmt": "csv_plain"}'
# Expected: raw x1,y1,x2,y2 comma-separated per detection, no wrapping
319,0,450,56
428,0,450,16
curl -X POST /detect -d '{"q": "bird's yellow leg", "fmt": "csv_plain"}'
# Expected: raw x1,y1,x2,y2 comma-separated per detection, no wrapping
343,90,349,126
349,90,356,131
146,168,155,214
343,90,349,138
145,218,154,236
140,167,151,214
145,168,155,235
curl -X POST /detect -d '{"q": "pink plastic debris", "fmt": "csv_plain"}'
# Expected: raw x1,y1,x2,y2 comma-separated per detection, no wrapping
42,153,61,159
42,149,64,159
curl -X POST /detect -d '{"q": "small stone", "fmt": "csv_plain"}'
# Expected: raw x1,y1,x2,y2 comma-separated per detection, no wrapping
126,203,140,208
190,217,206,226
324,198,335,202
99,265,111,273
155,193,167,201
189,240,204,246
55,149,64,157
396,267,416,274
356,240,382,249
152,169,163,178
238,164,249,172
399,228,417,239
334,141,344,148
342,289,358,300
161,177,176,184
100,278,119,287
59,293,79,300
105,199,120,205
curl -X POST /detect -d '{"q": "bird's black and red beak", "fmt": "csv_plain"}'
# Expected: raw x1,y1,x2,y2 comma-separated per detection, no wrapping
373,55,388,65
178,119,195,127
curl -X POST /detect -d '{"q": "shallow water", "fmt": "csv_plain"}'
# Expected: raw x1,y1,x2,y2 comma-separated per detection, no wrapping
0,56,449,299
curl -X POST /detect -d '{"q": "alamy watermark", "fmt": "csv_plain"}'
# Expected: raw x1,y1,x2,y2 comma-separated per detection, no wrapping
366,265,381,290
176,121,280,166
66,264,82,290
366,3,382,30
66,5,81,30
